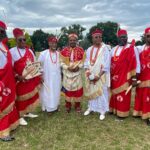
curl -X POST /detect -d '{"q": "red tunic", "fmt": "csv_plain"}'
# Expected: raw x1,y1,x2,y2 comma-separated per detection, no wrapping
14,48,40,116
0,45,19,138
133,46,150,119
60,46,85,101
109,42,137,117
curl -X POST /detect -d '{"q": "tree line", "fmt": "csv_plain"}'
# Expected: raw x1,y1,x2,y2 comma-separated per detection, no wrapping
8,21,145,52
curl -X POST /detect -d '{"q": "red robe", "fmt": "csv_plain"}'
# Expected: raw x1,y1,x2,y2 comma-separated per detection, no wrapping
14,48,40,116
0,45,19,138
109,41,137,117
60,46,85,102
133,46,150,119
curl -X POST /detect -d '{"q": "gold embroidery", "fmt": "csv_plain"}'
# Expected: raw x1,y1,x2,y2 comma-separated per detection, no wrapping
0,120,19,138
65,96,83,102
138,80,150,88
59,53,70,66
127,69,136,80
109,108,129,117
133,110,150,119
19,98,40,116
112,82,129,95
0,102,15,119
17,85,40,101
84,88,103,100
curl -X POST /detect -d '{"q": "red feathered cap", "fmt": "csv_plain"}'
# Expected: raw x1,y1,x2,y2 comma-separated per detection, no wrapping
13,28,24,38
68,33,78,39
145,27,150,34
0,20,7,30
117,29,127,37
48,36,58,43
92,29,103,36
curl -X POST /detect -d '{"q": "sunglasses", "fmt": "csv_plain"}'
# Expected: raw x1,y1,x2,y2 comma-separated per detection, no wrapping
0,29,5,34
18,38,26,42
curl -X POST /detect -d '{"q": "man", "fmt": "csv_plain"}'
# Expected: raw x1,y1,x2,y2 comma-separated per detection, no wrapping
109,29,140,120
60,33,85,113
38,36,61,115
133,27,150,125
10,28,40,126
0,21,19,141
84,29,110,120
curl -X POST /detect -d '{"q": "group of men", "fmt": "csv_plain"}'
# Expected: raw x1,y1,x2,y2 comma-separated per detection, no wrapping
0,19,150,142
0,21,40,141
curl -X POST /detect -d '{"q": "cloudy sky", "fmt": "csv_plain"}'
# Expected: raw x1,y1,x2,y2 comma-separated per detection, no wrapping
0,0,149,41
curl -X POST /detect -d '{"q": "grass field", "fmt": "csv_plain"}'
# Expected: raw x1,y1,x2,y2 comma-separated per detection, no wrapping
1,55,150,150
1,93,150,150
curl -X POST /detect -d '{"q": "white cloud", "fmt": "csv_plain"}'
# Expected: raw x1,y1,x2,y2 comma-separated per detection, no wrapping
0,0,149,41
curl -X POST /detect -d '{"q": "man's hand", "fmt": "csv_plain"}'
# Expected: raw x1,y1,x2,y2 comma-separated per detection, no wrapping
89,75,100,83
16,75,26,82
132,80,138,87
131,75,138,87
93,75,100,82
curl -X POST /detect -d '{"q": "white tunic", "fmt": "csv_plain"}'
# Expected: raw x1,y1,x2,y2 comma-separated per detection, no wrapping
136,44,146,54
111,44,141,73
38,50,61,112
84,43,111,114
0,42,7,69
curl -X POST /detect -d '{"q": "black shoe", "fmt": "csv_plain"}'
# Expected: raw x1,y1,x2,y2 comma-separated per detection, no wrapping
115,116,125,122
147,119,150,126
0,136,15,142
75,107,82,113
66,108,71,113
108,112,113,115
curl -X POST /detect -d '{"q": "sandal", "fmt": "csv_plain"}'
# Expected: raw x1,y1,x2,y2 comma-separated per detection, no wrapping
0,136,15,142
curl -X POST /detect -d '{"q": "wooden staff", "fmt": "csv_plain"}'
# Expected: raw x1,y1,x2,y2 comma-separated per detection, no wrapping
125,80,141,95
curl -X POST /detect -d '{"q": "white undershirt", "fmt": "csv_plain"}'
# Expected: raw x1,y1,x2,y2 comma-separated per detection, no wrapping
0,42,7,69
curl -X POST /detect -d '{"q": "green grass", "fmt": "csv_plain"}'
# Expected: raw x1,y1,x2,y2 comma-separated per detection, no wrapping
1,95,150,150
1,55,149,150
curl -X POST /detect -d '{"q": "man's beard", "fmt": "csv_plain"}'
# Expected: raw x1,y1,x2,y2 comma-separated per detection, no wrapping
118,39,127,46
0,32,7,41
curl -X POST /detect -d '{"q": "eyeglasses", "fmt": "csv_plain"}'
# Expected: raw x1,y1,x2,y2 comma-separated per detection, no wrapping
18,38,26,42
0,29,5,34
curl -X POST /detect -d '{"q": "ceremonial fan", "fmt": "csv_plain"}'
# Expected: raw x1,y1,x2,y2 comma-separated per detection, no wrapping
22,60,50,93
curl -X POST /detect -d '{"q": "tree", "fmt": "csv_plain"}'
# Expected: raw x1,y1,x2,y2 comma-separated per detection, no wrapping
31,29,52,52
87,21,119,46
25,32,33,48
79,37,91,50
34,41,42,52
135,35,145,46
57,24,86,48
8,38,16,48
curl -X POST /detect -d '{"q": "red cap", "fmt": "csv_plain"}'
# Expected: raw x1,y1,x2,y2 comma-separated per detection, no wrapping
92,29,103,36
0,20,7,30
48,36,58,43
13,28,24,38
68,33,78,39
145,27,150,34
117,29,127,37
